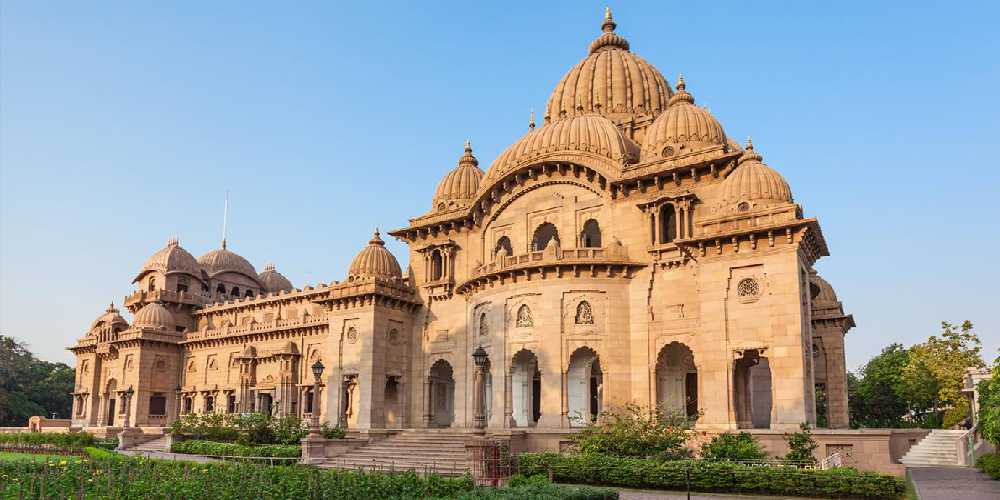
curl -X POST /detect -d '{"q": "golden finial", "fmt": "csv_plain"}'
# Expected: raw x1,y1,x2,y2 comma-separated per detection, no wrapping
746,136,754,150
464,140,472,152
676,73,686,91
529,109,536,130
602,6,616,32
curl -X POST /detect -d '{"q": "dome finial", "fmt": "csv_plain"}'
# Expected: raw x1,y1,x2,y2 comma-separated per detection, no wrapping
746,136,754,151
676,73,685,91
370,228,384,246
529,109,536,130
602,7,616,33
668,73,694,106
464,139,472,153
739,137,763,163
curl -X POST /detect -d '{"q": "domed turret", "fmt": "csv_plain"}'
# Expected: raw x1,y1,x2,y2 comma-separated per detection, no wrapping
258,264,294,293
810,272,839,305
132,302,176,330
485,113,639,183
347,230,403,281
90,302,128,331
642,76,727,161
198,242,258,281
432,142,484,211
134,238,200,283
545,8,671,128
719,139,793,209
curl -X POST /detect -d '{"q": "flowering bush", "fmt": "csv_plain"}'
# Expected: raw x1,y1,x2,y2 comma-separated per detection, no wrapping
571,404,694,460
0,432,96,451
168,413,312,445
699,432,768,462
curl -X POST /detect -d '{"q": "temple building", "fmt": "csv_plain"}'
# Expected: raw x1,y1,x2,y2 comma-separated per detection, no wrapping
69,9,853,435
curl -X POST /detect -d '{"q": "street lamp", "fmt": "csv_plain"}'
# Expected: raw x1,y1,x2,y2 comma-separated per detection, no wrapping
123,386,135,428
472,347,488,430
309,360,325,437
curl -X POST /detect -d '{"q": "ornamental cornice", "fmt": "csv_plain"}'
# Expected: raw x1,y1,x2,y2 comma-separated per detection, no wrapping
672,217,830,267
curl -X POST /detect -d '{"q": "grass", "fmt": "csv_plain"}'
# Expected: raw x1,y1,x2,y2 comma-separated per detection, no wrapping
0,452,82,463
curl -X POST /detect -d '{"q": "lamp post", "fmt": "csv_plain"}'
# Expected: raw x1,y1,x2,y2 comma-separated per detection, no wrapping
122,386,135,428
309,360,325,438
472,346,488,430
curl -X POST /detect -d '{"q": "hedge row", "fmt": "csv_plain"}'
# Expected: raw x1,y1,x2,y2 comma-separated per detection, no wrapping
0,432,96,450
977,453,1000,480
171,439,301,458
518,453,905,500
0,453,616,499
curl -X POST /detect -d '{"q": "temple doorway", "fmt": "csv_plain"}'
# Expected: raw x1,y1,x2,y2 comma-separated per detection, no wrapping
105,379,117,426
655,342,698,419
384,376,401,428
429,360,454,427
733,350,772,429
567,347,602,427
511,350,540,427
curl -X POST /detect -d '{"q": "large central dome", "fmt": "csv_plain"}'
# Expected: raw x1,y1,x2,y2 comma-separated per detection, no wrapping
545,9,671,129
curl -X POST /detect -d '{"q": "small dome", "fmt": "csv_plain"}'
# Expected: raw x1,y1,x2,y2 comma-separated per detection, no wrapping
433,142,484,211
135,238,199,283
347,230,403,281
545,9,671,125
719,140,793,206
198,242,258,280
90,303,128,330
133,302,175,330
485,113,639,182
811,272,839,304
642,76,727,161
258,264,294,293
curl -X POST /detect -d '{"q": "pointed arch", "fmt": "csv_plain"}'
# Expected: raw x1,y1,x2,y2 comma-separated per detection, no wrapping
531,223,560,251
580,219,602,248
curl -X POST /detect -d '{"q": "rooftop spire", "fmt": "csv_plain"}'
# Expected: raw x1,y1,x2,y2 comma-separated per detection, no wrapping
458,140,479,168
369,228,384,246
221,191,229,250
602,7,616,33
739,136,763,164
669,73,694,106
676,73,685,91
529,109,536,130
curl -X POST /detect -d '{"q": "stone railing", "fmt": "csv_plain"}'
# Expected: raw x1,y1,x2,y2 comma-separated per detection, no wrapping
125,289,204,308
186,314,328,342
473,244,629,277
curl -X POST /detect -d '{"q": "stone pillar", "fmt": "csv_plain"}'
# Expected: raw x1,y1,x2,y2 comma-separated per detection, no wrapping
651,211,659,244
473,367,486,429
503,372,514,428
423,377,432,426
825,333,850,428
675,206,683,240
560,371,569,428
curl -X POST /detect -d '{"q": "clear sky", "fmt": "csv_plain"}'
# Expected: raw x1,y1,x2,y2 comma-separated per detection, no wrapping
2,1,998,368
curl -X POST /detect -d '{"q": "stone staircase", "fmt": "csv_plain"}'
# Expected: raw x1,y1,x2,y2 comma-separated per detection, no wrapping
317,430,472,476
901,429,967,466
129,434,171,452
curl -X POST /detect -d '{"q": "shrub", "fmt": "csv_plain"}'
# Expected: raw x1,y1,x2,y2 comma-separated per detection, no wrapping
167,412,327,445
784,423,818,466
171,439,301,458
977,453,1000,480
0,431,96,450
572,404,694,460
518,452,905,499
321,422,346,439
978,356,1000,446
699,432,768,462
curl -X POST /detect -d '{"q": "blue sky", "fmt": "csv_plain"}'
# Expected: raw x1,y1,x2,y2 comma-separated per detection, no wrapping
2,1,998,368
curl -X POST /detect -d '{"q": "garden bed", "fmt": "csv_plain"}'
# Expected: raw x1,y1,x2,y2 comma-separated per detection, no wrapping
171,439,301,459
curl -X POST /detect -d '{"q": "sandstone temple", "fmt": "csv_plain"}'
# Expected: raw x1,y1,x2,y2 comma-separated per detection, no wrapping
69,10,855,440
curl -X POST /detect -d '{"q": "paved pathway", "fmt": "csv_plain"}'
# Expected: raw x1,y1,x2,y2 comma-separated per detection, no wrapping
616,488,816,500
908,466,1000,500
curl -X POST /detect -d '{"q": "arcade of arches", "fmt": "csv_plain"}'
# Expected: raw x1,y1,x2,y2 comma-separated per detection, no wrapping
68,10,853,441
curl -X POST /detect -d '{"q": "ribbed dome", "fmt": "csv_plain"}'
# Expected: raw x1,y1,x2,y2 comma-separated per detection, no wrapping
433,142,484,210
545,9,671,125
198,243,258,280
347,230,403,281
136,238,199,282
258,264,294,293
485,113,639,182
642,76,727,161
132,302,175,330
90,303,128,330
720,140,793,205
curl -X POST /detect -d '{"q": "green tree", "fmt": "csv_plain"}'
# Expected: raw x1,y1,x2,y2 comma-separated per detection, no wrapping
977,353,1000,446
901,321,984,427
0,335,74,426
848,343,911,428
784,423,818,466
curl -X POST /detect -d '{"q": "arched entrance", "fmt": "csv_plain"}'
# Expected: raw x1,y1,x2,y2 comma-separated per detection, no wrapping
733,350,772,429
383,376,402,428
655,342,698,419
567,347,602,427
428,360,455,428
104,379,118,426
511,350,540,427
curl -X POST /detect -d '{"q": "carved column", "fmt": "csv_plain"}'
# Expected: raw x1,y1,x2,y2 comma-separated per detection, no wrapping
504,372,514,428
560,371,569,428
423,376,433,426
473,367,486,429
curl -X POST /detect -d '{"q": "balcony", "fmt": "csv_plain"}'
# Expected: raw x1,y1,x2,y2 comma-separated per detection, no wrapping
124,289,204,309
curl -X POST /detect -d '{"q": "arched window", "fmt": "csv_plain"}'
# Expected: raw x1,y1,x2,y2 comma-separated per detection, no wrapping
245,289,254,298
176,275,189,293
216,283,227,296
516,304,533,327
231,286,241,298
148,278,156,292
430,249,444,281
531,223,559,251
575,301,594,325
494,236,513,259
580,219,602,248
479,312,489,336
659,204,677,244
